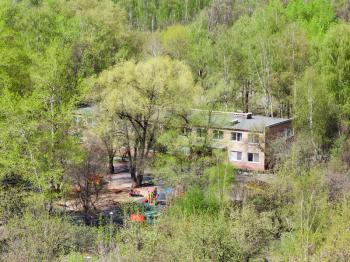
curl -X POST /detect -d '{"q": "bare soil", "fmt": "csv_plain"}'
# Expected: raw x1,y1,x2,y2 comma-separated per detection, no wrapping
56,172,158,212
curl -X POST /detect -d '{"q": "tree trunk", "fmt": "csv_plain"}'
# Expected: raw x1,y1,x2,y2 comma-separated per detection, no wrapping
128,145,137,182
108,155,114,174
243,80,250,113
136,172,143,187
245,90,249,113
130,165,136,181
130,169,143,187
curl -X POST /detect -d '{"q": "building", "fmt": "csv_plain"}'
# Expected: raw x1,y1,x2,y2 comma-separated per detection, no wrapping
74,104,293,171
189,111,293,171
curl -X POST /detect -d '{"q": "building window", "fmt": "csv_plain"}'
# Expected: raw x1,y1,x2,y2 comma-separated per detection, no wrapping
230,151,242,161
181,147,190,156
248,133,259,144
247,153,259,163
180,127,191,136
285,128,294,138
213,130,224,140
196,128,207,137
231,132,242,141
74,116,81,124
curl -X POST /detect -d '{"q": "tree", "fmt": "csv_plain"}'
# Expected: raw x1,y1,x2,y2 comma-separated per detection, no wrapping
115,0,211,31
213,16,255,112
98,57,197,186
0,27,32,95
186,20,214,83
271,169,330,261
0,0,136,210
93,109,124,174
67,140,105,224
207,0,234,31
319,23,350,128
294,67,339,154
160,25,190,60
4,212,97,261
285,0,336,39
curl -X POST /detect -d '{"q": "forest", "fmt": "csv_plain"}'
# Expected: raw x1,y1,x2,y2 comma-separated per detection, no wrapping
0,0,350,261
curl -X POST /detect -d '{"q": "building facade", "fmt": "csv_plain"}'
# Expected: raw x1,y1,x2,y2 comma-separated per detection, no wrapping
191,111,293,171
75,105,293,172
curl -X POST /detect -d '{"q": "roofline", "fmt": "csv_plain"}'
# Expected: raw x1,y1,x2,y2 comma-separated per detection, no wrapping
266,119,292,128
232,129,264,133
192,125,264,133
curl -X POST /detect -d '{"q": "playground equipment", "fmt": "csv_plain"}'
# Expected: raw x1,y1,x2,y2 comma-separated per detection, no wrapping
130,187,173,224
130,213,146,223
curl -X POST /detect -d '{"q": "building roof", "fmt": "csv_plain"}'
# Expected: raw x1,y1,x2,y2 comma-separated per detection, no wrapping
74,105,97,116
190,110,291,132
73,105,291,133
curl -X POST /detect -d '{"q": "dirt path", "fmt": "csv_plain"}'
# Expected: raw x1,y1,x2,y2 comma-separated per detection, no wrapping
57,172,159,212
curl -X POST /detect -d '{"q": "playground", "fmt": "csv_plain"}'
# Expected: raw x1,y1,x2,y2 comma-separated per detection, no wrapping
55,164,176,225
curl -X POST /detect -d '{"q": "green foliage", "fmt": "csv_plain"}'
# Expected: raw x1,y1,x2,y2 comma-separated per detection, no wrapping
100,56,196,116
294,67,339,150
98,56,198,185
0,0,136,200
170,186,220,216
116,204,274,261
1,0,350,260
286,0,336,39
268,166,342,261
160,25,190,59
0,185,26,222
204,160,235,205
0,27,32,95
2,212,97,261
114,0,211,30
319,23,350,122
316,201,350,260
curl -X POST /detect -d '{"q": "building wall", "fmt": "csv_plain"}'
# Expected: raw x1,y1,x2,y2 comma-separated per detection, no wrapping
193,121,292,171
198,128,266,171
223,130,265,171
265,121,293,139
264,120,293,169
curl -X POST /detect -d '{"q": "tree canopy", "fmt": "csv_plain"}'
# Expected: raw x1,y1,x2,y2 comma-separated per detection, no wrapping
1,0,350,260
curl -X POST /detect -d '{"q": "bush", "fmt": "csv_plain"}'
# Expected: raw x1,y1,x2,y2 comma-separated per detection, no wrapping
116,205,274,261
1,212,98,262
0,186,26,222
170,186,215,215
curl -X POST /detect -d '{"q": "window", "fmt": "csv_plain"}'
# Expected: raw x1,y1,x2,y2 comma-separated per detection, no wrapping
74,116,81,124
247,153,259,163
181,147,190,156
231,132,242,141
196,128,207,137
230,151,242,161
285,128,293,138
248,134,259,144
213,130,224,140
180,127,191,136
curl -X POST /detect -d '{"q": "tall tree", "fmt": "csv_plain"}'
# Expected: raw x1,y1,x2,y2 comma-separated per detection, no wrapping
98,57,197,186
93,108,123,174
319,23,350,128
294,67,339,154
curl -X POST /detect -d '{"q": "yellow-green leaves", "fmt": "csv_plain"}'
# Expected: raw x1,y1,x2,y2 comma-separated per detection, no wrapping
99,56,197,116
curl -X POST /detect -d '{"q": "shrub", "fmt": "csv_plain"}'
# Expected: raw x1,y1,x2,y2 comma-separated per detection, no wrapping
2,212,97,262
116,205,274,261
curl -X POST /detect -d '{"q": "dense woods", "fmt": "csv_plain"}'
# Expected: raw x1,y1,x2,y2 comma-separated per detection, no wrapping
1,0,350,261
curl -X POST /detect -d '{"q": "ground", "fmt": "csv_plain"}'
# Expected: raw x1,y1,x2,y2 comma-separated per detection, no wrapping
231,171,275,201
57,167,272,212
57,172,159,212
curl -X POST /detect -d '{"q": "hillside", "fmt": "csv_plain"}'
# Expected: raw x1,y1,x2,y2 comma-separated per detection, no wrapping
0,0,350,261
